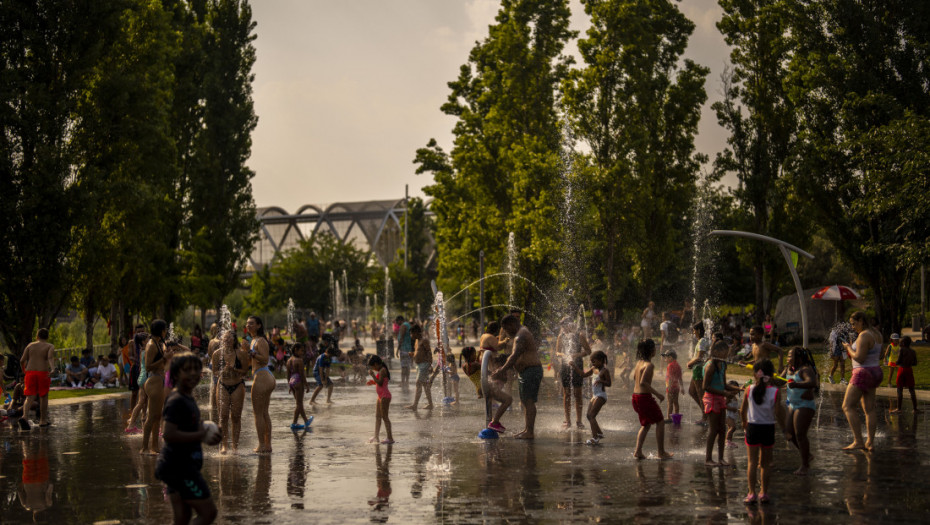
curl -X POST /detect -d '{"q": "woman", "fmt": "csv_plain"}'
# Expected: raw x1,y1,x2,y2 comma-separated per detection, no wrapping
211,329,249,454
555,317,591,429
841,311,883,452
641,301,656,338
141,320,179,455
246,315,276,454
782,346,819,475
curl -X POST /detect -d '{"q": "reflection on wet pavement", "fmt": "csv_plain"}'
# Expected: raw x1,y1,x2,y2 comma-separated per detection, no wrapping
1,376,929,523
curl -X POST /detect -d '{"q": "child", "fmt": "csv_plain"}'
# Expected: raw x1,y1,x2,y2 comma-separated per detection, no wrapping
309,342,336,404
882,333,901,388
782,347,819,475
367,355,394,444
663,350,682,419
631,339,673,459
155,353,221,524
891,336,919,414
740,359,785,504
287,343,312,430
556,317,591,430
725,380,740,447
405,325,435,410
703,341,741,466
479,322,513,432
460,347,483,399
445,353,460,404
1,382,26,422
571,350,611,445
19,328,54,430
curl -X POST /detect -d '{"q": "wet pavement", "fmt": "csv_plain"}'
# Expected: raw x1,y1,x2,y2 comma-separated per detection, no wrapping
1,370,929,524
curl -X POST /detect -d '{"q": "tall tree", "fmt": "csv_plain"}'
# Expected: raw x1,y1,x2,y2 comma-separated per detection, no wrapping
713,0,805,321
181,0,259,323
416,0,574,321
0,1,110,356
786,0,930,335
562,0,708,308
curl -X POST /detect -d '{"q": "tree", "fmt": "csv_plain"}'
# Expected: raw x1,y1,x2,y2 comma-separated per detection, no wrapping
388,197,437,313
562,0,708,309
181,0,259,325
713,0,807,321
416,0,575,322
786,0,930,335
0,0,112,357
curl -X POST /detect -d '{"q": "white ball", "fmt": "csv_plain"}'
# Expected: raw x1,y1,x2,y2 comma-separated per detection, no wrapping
202,421,221,444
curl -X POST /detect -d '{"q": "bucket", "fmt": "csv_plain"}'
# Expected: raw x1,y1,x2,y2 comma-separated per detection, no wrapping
671,413,682,426
478,428,499,440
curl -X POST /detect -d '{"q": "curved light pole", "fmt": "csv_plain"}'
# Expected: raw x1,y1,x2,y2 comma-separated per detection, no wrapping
709,230,815,348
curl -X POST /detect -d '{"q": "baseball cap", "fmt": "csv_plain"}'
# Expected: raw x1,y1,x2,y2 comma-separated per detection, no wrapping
890,333,900,340
661,349,677,358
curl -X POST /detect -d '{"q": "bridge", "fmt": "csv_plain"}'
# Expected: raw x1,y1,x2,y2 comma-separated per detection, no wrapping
248,199,435,274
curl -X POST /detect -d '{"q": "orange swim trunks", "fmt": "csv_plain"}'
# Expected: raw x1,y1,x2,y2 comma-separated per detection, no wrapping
24,370,51,397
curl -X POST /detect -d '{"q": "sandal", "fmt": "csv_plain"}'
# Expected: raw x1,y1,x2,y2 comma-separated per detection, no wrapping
380,439,395,445
743,493,757,504
758,493,770,504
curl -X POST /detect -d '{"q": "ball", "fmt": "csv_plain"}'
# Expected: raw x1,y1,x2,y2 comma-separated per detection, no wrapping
202,421,221,444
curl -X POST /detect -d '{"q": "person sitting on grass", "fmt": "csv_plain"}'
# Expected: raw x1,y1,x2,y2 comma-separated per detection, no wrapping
94,354,118,388
65,356,88,387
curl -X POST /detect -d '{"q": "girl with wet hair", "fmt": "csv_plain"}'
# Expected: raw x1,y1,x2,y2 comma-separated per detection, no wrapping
211,329,249,453
367,354,394,444
782,347,819,476
246,315,276,454
141,320,174,455
739,359,786,504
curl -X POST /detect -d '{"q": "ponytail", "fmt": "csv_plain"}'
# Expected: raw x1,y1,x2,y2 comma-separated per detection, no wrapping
752,359,775,405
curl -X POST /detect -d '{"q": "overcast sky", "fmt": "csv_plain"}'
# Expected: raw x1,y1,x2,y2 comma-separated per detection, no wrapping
248,0,731,211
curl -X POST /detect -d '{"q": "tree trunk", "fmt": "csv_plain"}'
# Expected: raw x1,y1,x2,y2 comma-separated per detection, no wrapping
83,302,95,353
753,253,765,324
109,300,119,354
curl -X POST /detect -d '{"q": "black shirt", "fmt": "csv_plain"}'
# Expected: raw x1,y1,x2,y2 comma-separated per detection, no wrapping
159,391,203,470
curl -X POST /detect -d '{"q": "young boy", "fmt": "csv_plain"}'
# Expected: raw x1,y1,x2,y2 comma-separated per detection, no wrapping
631,339,673,459
155,353,220,524
406,325,435,410
65,356,88,387
663,349,682,419
882,333,901,388
19,328,55,430
891,336,919,414
309,339,336,404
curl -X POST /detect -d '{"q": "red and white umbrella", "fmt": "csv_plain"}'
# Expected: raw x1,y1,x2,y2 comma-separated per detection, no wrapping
811,285,862,301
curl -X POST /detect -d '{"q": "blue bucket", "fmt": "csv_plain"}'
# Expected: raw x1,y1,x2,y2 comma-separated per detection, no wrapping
478,428,499,440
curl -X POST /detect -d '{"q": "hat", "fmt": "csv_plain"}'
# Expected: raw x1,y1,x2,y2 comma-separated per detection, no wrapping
661,349,677,358
890,333,901,340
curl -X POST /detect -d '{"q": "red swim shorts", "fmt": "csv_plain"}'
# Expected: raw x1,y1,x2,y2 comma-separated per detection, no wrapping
896,366,915,389
23,370,51,397
22,457,49,484
631,393,664,426
703,392,726,414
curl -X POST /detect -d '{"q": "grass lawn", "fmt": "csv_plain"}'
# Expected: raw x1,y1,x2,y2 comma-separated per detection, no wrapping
48,387,128,400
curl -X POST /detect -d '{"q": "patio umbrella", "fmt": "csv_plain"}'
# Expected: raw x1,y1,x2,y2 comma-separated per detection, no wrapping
811,285,862,323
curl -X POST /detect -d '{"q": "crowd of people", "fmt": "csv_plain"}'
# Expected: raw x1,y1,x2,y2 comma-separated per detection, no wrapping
0,305,924,524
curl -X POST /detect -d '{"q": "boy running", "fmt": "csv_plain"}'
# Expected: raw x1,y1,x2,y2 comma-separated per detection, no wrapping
19,329,55,430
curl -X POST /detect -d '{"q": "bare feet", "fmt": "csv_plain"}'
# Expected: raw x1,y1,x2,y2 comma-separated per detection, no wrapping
793,467,809,476
658,452,674,460
560,422,571,430
705,460,719,467
405,404,416,410
843,442,865,451
423,404,434,409
576,422,584,429
633,452,646,460
368,437,379,444
514,433,534,440
718,460,730,467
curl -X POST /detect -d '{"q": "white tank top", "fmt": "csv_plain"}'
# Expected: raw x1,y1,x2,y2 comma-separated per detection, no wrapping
852,340,882,368
746,385,778,424
592,371,607,399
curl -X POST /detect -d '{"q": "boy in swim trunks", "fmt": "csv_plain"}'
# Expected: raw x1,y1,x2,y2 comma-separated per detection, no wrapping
493,314,542,439
891,336,919,414
663,349,682,419
19,328,55,430
631,339,672,459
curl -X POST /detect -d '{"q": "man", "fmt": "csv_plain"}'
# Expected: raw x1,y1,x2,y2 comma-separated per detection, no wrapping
19,328,55,430
395,315,413,387
65,357,88,387
95,354,118,387
307,312,321,340
492,315,542,439
743,325,784,371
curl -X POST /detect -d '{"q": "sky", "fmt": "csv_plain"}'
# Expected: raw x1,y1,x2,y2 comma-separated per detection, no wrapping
248,0,731,211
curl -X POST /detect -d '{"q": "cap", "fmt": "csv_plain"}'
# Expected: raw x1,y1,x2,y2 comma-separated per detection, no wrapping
890,333,901,340
661,350,677,358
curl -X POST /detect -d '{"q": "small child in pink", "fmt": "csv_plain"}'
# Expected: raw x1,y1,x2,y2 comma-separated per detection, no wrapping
367,355,394,444
663,350,683,418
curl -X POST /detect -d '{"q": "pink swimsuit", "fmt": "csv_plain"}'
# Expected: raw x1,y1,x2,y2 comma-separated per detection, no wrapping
375,372,391,400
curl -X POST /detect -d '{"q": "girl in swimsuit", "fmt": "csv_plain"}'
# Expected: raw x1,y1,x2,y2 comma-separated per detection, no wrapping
367,354,394,444
287,343,311,430
480,322,512,433
571,350,611,445
211,329,249,453
782,346,819,475
460,347,482,399
246,316,276,454
141,320,175,455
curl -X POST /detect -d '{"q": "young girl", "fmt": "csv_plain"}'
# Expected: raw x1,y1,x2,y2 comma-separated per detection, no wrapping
725,380,740,447
703,341,741,466
892,336,919,414
405,325,434,410
287,343,311,430
367,355,394,444
479,322,513,432
740,359,786,504
445,353,460,404
556,317,591,430
460,347,482,399
781,346,818,475
571,350,611,445
155,353,221,524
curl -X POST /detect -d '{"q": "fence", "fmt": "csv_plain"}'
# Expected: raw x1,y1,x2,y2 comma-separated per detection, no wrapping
53,344,113,374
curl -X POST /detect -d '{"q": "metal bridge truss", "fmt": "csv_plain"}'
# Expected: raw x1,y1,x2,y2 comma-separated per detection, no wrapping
249,199,435,273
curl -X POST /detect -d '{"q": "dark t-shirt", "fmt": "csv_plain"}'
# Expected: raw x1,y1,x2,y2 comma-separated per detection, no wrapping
314,354,331,375
307,318,320,337
159,392,203,471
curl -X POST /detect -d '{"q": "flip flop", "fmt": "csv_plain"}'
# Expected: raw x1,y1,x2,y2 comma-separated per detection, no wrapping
758,493,770,504
743,493,757,504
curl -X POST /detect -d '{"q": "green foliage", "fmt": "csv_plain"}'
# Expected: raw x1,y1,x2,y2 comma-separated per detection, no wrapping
242,233,373,319
562,0,708,306
391,197,437,312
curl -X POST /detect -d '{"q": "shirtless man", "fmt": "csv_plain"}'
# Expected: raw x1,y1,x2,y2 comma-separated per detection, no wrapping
19,328,55,430
744,325,784,371
492,315,542,439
